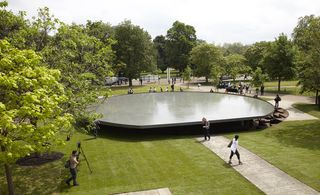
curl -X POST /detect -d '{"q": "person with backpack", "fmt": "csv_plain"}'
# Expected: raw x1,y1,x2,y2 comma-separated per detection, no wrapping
228,135,242,165
66,150,80,186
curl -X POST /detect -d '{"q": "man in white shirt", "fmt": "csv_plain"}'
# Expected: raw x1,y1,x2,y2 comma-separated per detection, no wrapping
228,135,242,165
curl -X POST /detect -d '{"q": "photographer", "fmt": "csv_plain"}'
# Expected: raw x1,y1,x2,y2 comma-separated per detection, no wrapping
66,150,79,186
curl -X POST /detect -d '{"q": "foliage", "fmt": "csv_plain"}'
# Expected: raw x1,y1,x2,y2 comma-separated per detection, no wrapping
85,20,114,44
153,35,167,73
221,42,249,56
113,20,156,86
0,40,73,194
244,41,271,71
40,23,114,127
182,65,192,88
165,21,197,72
190,43,224,82
224,54,251,80
292,15,320,101
251,67,268,87
263,33,297,92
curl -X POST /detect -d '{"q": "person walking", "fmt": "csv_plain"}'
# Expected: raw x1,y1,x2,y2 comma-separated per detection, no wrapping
228,135,242,165
202,117,210,141
66,150,80,186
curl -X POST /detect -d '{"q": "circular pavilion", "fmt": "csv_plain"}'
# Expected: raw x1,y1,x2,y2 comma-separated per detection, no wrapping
96,92,274,129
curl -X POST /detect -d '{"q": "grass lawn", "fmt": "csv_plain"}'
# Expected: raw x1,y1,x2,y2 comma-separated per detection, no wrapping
0,132,263,194
263,80,298,87
101,83,185,96
225,104,320,192
264,86,316,96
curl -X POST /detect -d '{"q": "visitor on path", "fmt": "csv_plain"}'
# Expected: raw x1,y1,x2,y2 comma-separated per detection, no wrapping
202,117,210,141
260,85,265,96
165,87,169,92
228,135,242,165
171,84,174,92
210,88,214,93
66,150,80,186
274,94,281,109
160,87,163,92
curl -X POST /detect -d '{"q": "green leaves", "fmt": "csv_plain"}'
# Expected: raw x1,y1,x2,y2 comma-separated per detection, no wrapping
0,40,72,164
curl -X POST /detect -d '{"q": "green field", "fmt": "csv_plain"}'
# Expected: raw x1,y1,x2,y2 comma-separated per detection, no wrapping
0,132,263,194
225,103,320,191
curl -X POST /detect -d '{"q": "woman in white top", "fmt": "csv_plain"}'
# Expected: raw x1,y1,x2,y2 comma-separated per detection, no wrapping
228,135,242,165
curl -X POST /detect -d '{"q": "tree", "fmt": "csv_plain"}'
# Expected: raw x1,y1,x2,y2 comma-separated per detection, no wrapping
153,35,167,73
165,21,197,72
221,42,249,56
182,65,192,88
224,54,251,81
263,34,297,92
31,7,60,51
41,23,114,129
244,41,271,71
113,20,156,86
0,40,73,195
86,20,114,44
190,43,224,82
293,15,320,105
210,65,224,89
251,67,268,88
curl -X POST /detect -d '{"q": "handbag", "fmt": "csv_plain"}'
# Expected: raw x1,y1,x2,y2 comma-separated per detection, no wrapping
227,140,232,148
64,160,70,168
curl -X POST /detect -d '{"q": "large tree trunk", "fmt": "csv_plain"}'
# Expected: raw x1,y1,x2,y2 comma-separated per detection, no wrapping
205,76,208,83
1,146,15,195
277,77,281,93
129,78,132,87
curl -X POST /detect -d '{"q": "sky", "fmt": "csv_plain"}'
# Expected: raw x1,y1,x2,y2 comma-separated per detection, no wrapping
7,0,320,45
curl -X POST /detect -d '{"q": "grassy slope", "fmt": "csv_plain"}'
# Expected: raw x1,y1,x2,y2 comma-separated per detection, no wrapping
225,104,320,191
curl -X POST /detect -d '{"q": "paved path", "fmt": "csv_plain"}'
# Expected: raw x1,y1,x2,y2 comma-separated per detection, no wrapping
198,136,319,195
263,94,318,121
115,188,172,195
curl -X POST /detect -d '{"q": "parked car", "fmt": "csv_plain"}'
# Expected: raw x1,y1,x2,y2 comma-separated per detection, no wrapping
105,77,128,86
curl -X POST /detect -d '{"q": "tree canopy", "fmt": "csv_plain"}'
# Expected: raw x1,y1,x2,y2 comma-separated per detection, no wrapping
113,20,156,86
0,40,73,194
165,21,197,72
190,43,224,82
293,15,320,105
263,34,297,92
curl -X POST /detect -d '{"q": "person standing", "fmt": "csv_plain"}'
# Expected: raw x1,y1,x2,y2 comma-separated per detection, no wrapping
228,135,242,165
260,85,265,96
274,94,281,109
66,150,80,186
202,117,210,141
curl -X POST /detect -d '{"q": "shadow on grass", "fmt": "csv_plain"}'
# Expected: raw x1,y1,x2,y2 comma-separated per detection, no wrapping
0,159,70,195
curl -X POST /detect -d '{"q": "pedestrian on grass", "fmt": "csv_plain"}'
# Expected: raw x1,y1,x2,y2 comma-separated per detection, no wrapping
202,117,210,141
228,135,242,165
66,150,79,186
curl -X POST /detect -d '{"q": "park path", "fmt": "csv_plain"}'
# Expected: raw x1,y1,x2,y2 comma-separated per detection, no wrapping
115,188,171,195
198,136,320,195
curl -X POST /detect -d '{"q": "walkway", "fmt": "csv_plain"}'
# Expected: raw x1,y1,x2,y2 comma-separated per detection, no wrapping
198,136,319,195
115,188,171,195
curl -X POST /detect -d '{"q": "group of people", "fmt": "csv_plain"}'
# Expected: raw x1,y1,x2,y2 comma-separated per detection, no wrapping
202,117,242,165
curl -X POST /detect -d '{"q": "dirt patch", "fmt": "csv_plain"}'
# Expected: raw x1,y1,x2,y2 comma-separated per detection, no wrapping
16,152,64,166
